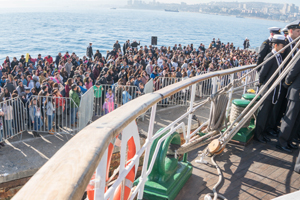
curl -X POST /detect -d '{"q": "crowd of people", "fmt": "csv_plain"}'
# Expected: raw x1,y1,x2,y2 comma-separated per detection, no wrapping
0,38,258,147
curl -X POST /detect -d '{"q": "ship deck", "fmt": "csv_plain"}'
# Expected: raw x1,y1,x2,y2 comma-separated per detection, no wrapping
176,137,300,200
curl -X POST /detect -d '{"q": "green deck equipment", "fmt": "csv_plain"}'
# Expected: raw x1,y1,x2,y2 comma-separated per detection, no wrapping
229,99,256,143
135,128,192,200
242,93,261,101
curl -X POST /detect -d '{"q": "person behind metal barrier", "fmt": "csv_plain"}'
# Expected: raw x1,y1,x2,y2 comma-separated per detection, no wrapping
93,81,103,116
69,84,80,127
29,97,43,137
0,107,4,148
122,82,132,105
268,21,300,138
45,95,55,135
255,34,286,144
53,89,65,129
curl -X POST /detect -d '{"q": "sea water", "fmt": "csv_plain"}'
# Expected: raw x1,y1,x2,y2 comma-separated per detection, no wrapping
0,8,287,61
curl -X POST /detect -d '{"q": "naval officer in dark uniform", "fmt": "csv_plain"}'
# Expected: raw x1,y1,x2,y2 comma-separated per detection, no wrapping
257,27,281,72
268,21,300,137
255,35,286,143
282,27,288,38
277,21,300,153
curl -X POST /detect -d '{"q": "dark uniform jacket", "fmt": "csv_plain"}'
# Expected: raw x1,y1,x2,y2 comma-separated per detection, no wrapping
86,46,93,58
257,39,272,69
259,52,280,100
285,59,300,101
282,38,298,66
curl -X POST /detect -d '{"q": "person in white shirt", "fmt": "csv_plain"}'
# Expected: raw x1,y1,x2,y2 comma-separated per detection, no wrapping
157,55,164,66
146,61,153,75
181,60,188,70
171,58,178,70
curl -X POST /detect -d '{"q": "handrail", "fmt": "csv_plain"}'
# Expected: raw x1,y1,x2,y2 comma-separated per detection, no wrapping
12,64,256,200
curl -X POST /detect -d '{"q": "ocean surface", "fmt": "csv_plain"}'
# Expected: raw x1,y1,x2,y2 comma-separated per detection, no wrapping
0,8,287,62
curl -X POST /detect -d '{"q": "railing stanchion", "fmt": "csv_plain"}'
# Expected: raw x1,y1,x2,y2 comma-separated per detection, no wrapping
243,70,249,94
226,73,235,118
184,84,196,162
137,104,157,200
94,148,108,200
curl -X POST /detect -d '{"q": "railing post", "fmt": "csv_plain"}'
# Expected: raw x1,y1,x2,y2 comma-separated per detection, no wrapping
94,148,108,200
183,84,196,162
137,104,157,200
243,70,249,94
226,73,235,118
212,77,217,95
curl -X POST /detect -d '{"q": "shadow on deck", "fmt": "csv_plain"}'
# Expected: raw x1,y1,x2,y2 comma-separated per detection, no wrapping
176,137,300,200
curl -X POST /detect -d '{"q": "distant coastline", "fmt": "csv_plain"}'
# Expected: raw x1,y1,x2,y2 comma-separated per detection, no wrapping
120,7,288,23
198,11,287,23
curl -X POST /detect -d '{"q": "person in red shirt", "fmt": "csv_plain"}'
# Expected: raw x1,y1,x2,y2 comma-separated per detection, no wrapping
44,55,53,64
63,52,70,61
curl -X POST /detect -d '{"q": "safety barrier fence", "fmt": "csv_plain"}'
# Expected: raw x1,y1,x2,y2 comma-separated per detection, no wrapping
156,68,257,106
25,95,80,134
0,97,26,143
94,84,143,117
0,87,96,143
12,64,259,200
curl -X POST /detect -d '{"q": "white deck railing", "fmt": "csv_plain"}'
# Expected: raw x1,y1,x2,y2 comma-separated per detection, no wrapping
12,64,257,200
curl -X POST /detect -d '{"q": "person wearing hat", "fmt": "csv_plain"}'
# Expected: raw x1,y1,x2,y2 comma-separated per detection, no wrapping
86,42,93,60
255,34,286,144
268,21,300,137
283,20,300,60
69,84,80,127
282,27,288,37
257,27,281,70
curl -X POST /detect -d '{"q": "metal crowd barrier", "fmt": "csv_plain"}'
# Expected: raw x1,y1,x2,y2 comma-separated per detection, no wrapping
156,69,257,107
25,95,80,135
78,88,94,130
94,84,142,116
0,97,26,143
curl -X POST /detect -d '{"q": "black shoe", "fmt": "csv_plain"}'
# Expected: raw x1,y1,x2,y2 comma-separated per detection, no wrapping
254,137,267,144
0,142,5,147
276,144,292,153
293,138,300,144
264,136,271,142
288,142,298,149
268,129,278,137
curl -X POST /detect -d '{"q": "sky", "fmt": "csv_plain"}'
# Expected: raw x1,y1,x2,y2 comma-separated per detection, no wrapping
0,0,299,8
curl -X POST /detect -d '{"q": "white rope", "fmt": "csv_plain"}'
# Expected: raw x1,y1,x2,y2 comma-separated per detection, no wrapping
204,155,228,200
